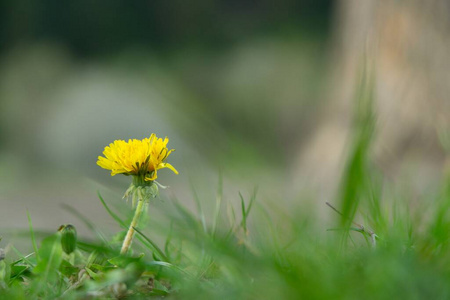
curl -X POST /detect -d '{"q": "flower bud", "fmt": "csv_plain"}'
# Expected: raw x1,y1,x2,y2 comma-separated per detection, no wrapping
58,224,77,254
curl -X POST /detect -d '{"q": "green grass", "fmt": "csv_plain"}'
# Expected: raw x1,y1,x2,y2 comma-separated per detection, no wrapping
2,69,450,299
2,164,450,299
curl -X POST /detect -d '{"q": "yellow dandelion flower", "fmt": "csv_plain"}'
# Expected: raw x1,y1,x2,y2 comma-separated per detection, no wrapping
98,133,178,255
97,133,178,183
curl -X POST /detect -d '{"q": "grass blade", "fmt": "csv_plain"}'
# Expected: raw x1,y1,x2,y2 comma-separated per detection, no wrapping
97,191,127,228
133,227,169,262
61,204,109,246
212,172,223,237
26,210,39,261
188,180,207,234
338,58,375,232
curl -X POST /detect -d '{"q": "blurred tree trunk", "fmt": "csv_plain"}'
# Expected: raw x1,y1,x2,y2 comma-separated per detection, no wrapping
293,0,450,194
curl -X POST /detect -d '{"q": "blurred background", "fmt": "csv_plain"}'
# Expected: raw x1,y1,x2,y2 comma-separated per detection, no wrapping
1,0,450,240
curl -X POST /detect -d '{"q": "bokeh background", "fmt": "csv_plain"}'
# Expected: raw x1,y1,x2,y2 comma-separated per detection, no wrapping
1,0,450,241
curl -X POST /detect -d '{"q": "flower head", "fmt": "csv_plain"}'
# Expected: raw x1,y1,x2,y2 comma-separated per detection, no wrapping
97,133,178,183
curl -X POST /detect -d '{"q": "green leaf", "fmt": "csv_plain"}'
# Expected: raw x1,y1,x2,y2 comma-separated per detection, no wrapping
33,234,63,278
59,260,78,277
85,267,101,281
107,254,144,268
31,234,64,296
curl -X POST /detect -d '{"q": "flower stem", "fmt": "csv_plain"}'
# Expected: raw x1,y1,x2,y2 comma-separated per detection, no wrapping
121,191,146,255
